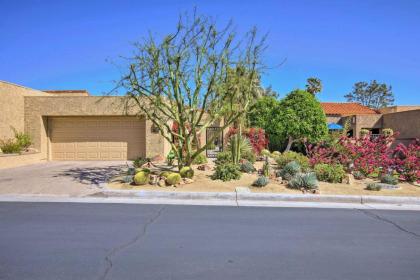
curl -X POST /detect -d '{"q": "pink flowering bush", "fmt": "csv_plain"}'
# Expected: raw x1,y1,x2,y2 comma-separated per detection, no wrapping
391,140,420,182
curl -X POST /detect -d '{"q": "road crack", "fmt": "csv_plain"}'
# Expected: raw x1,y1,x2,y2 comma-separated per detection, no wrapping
98,205,166,280
357,208,420,240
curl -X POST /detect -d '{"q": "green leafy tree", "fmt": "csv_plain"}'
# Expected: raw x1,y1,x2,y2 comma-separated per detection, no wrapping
344,80,394,109
247,96,282,150
305,77,322,95
277,90,328,151
117,11,265,169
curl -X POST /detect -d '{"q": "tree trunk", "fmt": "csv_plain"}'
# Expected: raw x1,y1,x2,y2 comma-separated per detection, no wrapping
284,136,294,152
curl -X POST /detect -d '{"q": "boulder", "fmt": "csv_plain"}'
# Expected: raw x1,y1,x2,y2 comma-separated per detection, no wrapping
343,174,354,185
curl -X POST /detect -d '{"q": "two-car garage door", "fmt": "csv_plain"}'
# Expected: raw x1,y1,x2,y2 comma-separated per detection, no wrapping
50,117,145,160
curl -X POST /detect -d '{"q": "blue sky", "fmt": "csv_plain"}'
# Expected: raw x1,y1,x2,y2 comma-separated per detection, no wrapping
1,0,419,104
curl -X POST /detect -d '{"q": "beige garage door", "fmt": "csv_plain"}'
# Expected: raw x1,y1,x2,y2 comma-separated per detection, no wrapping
50,117,145,160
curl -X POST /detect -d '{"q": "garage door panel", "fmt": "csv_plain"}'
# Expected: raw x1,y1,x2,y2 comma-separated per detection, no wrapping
50,117,145,161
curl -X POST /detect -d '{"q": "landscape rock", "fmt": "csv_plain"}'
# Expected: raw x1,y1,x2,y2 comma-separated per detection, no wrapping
183,178,194,184
157,179,167,187
197,164,212,171
343,174,355,185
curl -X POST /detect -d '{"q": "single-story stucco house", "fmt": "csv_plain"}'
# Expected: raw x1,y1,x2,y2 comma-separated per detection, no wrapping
1,80,419,169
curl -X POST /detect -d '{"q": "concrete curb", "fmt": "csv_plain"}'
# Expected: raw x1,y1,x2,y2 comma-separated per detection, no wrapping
98,190,420,206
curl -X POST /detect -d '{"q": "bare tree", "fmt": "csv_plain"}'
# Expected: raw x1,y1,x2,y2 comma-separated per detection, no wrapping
116,11,266,169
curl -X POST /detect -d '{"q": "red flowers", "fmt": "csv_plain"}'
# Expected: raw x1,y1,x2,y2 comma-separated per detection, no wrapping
226,127,269,155
307,133,419,182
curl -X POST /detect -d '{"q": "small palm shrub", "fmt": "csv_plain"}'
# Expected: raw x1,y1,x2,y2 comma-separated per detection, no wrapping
192,153,207,165
252,176,269,187
180,166,194,178
380,174,398,185
215,151,232,165
0,139,21,154
133,157,150,168
366,183,381,191
314,163,346,183
278,161,301,180
134,171,150,185
288,172,318,190
275,151,310,171
227,135,252,164
240,161,255,173
211,163,241,181
241,150,256,163
166,173,182,185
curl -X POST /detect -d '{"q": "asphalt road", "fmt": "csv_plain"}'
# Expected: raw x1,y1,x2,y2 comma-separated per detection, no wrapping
0,202,420,280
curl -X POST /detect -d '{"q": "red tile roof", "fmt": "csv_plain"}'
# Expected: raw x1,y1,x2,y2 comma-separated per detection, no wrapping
321,102,378,116
43,90,90,96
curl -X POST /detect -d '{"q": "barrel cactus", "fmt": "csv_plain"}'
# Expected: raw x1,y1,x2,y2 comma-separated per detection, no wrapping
271,151,281,157
180,166,194,178
134,171,150,185
252,176,269,187
136,168,151,174
165,173,181,185
261,149,271,157
160,171,171,178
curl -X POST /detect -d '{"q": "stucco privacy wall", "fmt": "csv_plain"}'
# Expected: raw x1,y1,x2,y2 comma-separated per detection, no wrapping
24,96,167,159
0,81,50,139
383,109,420,145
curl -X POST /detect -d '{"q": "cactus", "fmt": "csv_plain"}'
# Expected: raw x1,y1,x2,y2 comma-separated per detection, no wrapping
240,161,255,173
262,159,270,177
127,167,136,175
136,168,151,174
160,171,171,178
366,183,382,191
165,173,181,185
288,172,318,190
279,161,301,180
271,151,281,157
252,176,269,187
134,171,150,185
261,149,271,157
180,166,194,178
380,174,398,185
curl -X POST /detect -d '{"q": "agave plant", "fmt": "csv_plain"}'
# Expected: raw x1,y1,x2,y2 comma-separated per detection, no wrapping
288,172,318,190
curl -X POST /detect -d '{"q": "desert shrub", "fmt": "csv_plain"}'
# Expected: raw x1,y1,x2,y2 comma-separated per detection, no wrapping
380,174,398,185
0,139,21,154
382,128,394,137
314,163,346,183
166,173,181,185
275,151,310,171
211,163,241,181
11,128,32,150
352,171,365,180
134,171,150,185
123,175,134,184
192,153,207,165
360,129,370,137
278,161,301,180
252,176,269,187
240,161,255,173
261,149,270,157
215,151,232,165
133,157,150,168
241,150,256,163
288,172,318,190
180,166,194,178
366,183,381,191
160,171,171,178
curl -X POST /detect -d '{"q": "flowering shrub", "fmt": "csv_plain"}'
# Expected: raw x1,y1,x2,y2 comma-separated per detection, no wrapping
391,140,420,182
226,127,269,155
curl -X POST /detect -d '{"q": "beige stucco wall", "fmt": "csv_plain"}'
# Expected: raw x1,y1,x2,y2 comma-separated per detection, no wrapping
24,96,168,159
351,114,383,137
380,106,420,114
0,81,49,140
0,152,47,169
383,109,420,145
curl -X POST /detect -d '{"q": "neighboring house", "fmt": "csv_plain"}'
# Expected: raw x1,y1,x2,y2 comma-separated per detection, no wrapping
321,102,420,144
0,81,170,168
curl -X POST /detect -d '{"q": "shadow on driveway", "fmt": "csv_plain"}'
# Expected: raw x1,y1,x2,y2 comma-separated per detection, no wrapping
54,165,126,186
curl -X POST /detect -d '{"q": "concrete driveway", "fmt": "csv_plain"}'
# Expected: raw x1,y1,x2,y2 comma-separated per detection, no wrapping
0,161,127,196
